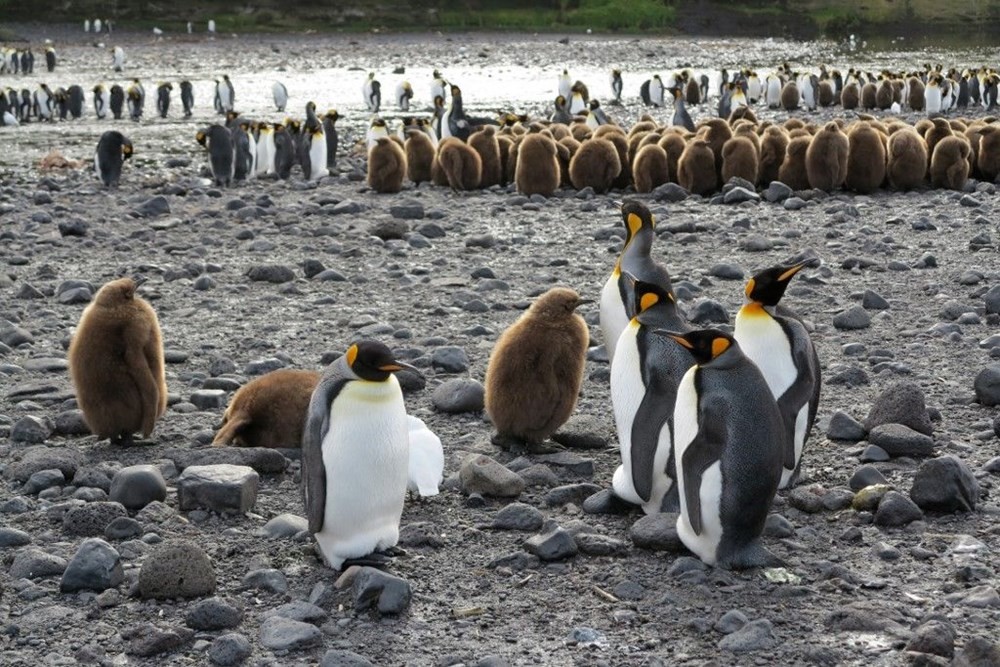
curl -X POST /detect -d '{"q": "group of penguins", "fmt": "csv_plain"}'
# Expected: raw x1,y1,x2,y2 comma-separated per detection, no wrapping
65,195,817,571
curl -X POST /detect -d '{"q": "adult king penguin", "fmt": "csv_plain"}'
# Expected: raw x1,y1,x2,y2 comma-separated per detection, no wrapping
322,109,340,170
661,328,785,569
95,130,133,187
302,341,418,570
215,74,235,114
272,81,288,112
600,200,675,363
197,124,235,187
396,80,414,111
734,259,821,489
94,84,111,119
299,101,327,181
180,80,194,117
363,72,381,113
670,87,695,132
610,277,692,515
610,68,623,103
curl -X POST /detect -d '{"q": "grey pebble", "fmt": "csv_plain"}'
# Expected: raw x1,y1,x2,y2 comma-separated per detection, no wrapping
868,423,935,457
262,600,327,624
763,181,793,203
873,491,923,527
242,568,288,594
974,365,1000,406
352,566,412,614
629,513,685,552
552,414,608,449
708,264,744,280
105,516,143,540
256,513,307,539
860,444,890,462
186,597,245,630
21,468,64,494
833,306,871,330
431,346,469,373
10,416,51,443
544,483,602,507
190,389,227,409
715,609,749,634
9,546,68,579
910,455,979,513
60,538,124,592
826,411,865,441
906,620,955,659
718,619,777,652
861,289,890,310
320,649,374,667
431,378,485,413
246,264,295,283
491,502,544,531
208,633,252,666
124,623,194,657
459,454,525,497
0,527,32,547
110,464,167,510
690,299,730,324
259,615,322,651
524,521,578,561
848,465,887,491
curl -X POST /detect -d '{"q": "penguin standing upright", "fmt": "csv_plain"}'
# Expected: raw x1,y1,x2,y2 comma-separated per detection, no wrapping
272,123,295,179
322,109,339,171
671,87,695,132
396,80,413,111
255,122,275,176
430,69,447,103
34,84,54,121
180,80,194,117
600,200,675,362
231,121,256,181
215,74,235,114
649,74,665,107
302,341,417,570
109,84,124,120
558,68,573,100
272,81,288,112
734,260,821,489
610,277,692,515
112,46,125,72
568,81,588,114
444,85,472,141
126,79,144,120
299,101,327,182
95,130,133,187
610,68,623,103
67,85,84,119
363,72,381,112
662,328,786,570
197,124,235,187
44,46,56,72
156,82,171,118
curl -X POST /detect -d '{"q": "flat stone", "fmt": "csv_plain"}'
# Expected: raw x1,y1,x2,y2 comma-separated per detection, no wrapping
242,568,288,594
910,455,979,513
135,195,170,217
351,567,412,614
5,446,83,483
259,616,321,651
709,263,744,280
320,650,375,667
848,465,887,491
906,620,956,659
21,468,65,494
524,521,578,561
535,451,595,476
575,533,628,557
60,538,123,592
9,546,68,579
246,264,295,284
833,306,871,330
177,464,259,513
652,182,689,202
629,513,685,552
10,416,51,443
868,424,935,457
552,414,609,449
431,378,485,413
0,527,32,547
718,619,777,652
763,181,793,203
460,454,525,497
431,346,469,373
953,638,1000,666
124,623,194,657
190,389,227,410
724,186,760,204
138,539,217,599
164,447,288,474
185,597,244,630
826,411,866,441
110,464,167,510
256,513,307,539
544,483,602,507
491,502,544,531
262,600,327,624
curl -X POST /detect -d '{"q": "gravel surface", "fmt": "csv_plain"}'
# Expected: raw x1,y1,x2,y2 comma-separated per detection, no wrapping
1,26,999,667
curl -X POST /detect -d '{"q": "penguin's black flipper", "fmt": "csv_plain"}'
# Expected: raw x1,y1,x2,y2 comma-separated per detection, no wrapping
774,317,820,472
682,393,729,536
629,385,672,503
302,375,349,533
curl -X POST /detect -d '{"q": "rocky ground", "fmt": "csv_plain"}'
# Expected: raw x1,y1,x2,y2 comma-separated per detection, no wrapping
1,26,1000,667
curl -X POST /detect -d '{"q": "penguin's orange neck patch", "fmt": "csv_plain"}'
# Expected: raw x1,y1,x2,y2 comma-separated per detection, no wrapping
740,302,768,317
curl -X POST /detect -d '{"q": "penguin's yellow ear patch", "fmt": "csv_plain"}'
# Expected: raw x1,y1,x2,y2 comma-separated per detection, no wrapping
639,292,659,312
346,344,358,367
711,337,731,358
626,213,643,236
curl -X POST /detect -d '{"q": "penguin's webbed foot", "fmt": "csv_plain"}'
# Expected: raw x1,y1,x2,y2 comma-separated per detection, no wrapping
342,552,394,569
491,432,564,455
110,432,135,447
718,542,785,571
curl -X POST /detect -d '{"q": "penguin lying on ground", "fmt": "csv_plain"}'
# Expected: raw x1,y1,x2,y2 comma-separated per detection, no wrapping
213,369,320,448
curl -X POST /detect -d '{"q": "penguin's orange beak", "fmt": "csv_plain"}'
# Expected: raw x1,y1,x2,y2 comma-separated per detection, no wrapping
378,360,421,375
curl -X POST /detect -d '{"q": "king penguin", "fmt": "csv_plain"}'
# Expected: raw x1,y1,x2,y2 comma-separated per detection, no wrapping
180,80,194,117
95,130,133,187
156,82,172,118
610,277,692,515
302,341,418,570
93,84,110,119
322,109,339,170
670,87,695,132
272,81,288,112
610,68,623,103
396,80,413,111
734,260,821,489
363,72,381,112
661,328,785,570
197,124,235,187
599,200,675,363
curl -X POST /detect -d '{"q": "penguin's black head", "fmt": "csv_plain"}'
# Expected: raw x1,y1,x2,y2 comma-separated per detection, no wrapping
306,101,316,114
624,273,674,317
657,329,735,365
346,341,418,382
195,130,207,147
122,139,133,160
450,85,461,97
325,109,339,121
620,199,654,241
745,260,811,306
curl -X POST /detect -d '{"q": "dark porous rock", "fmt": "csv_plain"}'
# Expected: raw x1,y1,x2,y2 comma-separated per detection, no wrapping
177,464,259,514
629,513,685,552
242,568,288,594
849,465,888,491
910,455,979,513
186,596,245,630
9,546,68,579
868,424,935,457
352,566,412,614
256,513,307,539
491,502,544,531
864,381,934,435
974,365,1000,406
208,633,252,666
833,306,872,330
321,650,374,667
431,346,469,373
134,195,171,218
124,623,194,657
826,364,870,387
60,538,123,592
952,638,1000,667
138,539,217,599
826,411,866,441
260,618,322,652
11,416,51,443
370,219,409,240
524,521,578,561
110,464,168,510
906,620,956,659
431,378,485,413
873,491,923,527
460,454,525,497
653,182,689,202
105,516,143,540
718,619,778,652
53,409,90,436
246,264,296,284
262,600,327,624
544,483,602,507
552,414,608,450
63,501,128,536
22,468,65,494
164,447,288,474
6,446,83,483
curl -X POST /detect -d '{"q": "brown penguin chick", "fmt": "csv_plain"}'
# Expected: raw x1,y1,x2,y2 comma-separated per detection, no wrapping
875,79,894,110
976,125,1000,182
555,139,573,187
783,118,806,131
686,76,701,104
891,78,904,104
728,106,758,125
914,118,934,136
632,143,669,193
594,124,627,140
627,131,651,167
805,122,849,191
788,128,812,139
964,125,984,177
212,369,320,448
570,122,591,142
368,137,407,193
861,82,877,110
886,128,929,191
68,277,167,445
930,136,971,190
732,122,761,155
497,134,514,185
778,135,812,191
721,135,759,185
484,287,589,447
514,132,560,196
700,118,732,181
924,118,953,158
436,136,483,190
594,129,630,189
569,137,620,193
548,123,570,141
759,126,789,186
907,77,925,111
638,130,663,149
627,120,657,137
845,123,887,194
468,125,502,188
657,131,687,183
818,80,835,107
841,82,860,110
404,130,435,185
949,119,967,133
677,137,718,195
780,81,799,110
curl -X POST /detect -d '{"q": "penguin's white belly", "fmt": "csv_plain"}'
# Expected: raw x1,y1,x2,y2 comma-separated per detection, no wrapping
767,80,781,107
734,310,795,400
308,132,328,181
925,89,942,113
610,322,645,505
406,415,443,497
779,404,810,489
316,380,408,570
569,94,586,114
672,368,723,565
258,135,275,175
246,134,257,179
599,272,627,362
